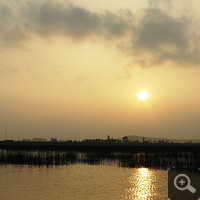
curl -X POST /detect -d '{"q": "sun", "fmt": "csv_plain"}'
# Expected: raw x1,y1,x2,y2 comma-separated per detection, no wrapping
137,91,148,101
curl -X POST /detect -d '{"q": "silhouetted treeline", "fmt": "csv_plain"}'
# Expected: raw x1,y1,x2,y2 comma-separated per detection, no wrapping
0,141,200,152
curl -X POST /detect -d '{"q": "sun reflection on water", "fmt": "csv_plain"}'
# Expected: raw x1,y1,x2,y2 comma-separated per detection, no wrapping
123,168,157,200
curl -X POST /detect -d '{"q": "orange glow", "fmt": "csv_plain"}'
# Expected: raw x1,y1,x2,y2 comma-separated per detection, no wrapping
124,168,156,199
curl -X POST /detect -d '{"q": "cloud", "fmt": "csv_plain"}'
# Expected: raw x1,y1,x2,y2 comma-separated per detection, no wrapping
0,0,131,45
20,1,131,41
130,7,200,67
0,0,200,67
21,2,101,39
0,2,26,47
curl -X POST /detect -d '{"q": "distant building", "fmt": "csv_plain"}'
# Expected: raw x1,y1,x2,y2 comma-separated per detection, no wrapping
107,135,110,140
32,138,47,142
123,136,128,143
143,137,150,144
51,137,58,142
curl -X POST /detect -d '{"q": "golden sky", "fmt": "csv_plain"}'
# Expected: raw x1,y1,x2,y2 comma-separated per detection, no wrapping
0,0,200,140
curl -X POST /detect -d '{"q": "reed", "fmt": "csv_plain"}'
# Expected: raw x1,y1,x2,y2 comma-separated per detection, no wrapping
0,149,199,170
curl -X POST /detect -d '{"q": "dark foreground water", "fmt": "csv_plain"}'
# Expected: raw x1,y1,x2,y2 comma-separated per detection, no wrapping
0,149,199,199
0,164,168,200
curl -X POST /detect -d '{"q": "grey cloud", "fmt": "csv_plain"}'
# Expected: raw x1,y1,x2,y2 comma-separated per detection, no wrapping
0,0,131,46
0,2,28,47
135,9,188,51
130,8,200,66
0,0,200,67
102,11,131,38
20,1,131,40
22,2,102,39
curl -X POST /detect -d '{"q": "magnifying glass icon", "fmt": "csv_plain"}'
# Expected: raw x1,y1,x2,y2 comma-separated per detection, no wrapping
174,174,196,193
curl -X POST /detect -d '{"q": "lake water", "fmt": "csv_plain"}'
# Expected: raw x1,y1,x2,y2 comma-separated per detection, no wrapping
0,164,168,200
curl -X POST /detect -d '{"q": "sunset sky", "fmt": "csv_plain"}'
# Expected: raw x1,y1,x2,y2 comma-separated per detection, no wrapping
0,0,200,140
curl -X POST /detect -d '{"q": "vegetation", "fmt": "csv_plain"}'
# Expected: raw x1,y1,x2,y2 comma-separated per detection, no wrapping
0,141,200,170
0,149,199,170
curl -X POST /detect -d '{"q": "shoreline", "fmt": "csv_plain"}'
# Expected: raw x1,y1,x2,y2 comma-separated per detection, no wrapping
0,141,200,152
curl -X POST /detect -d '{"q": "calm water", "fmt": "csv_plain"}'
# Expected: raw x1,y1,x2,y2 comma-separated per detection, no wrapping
0,164,168,200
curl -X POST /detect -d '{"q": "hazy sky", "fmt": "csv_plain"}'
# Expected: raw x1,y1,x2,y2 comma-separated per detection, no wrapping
0,0,200,140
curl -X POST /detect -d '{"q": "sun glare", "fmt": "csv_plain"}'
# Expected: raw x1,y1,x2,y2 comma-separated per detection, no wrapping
138,91,148,101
